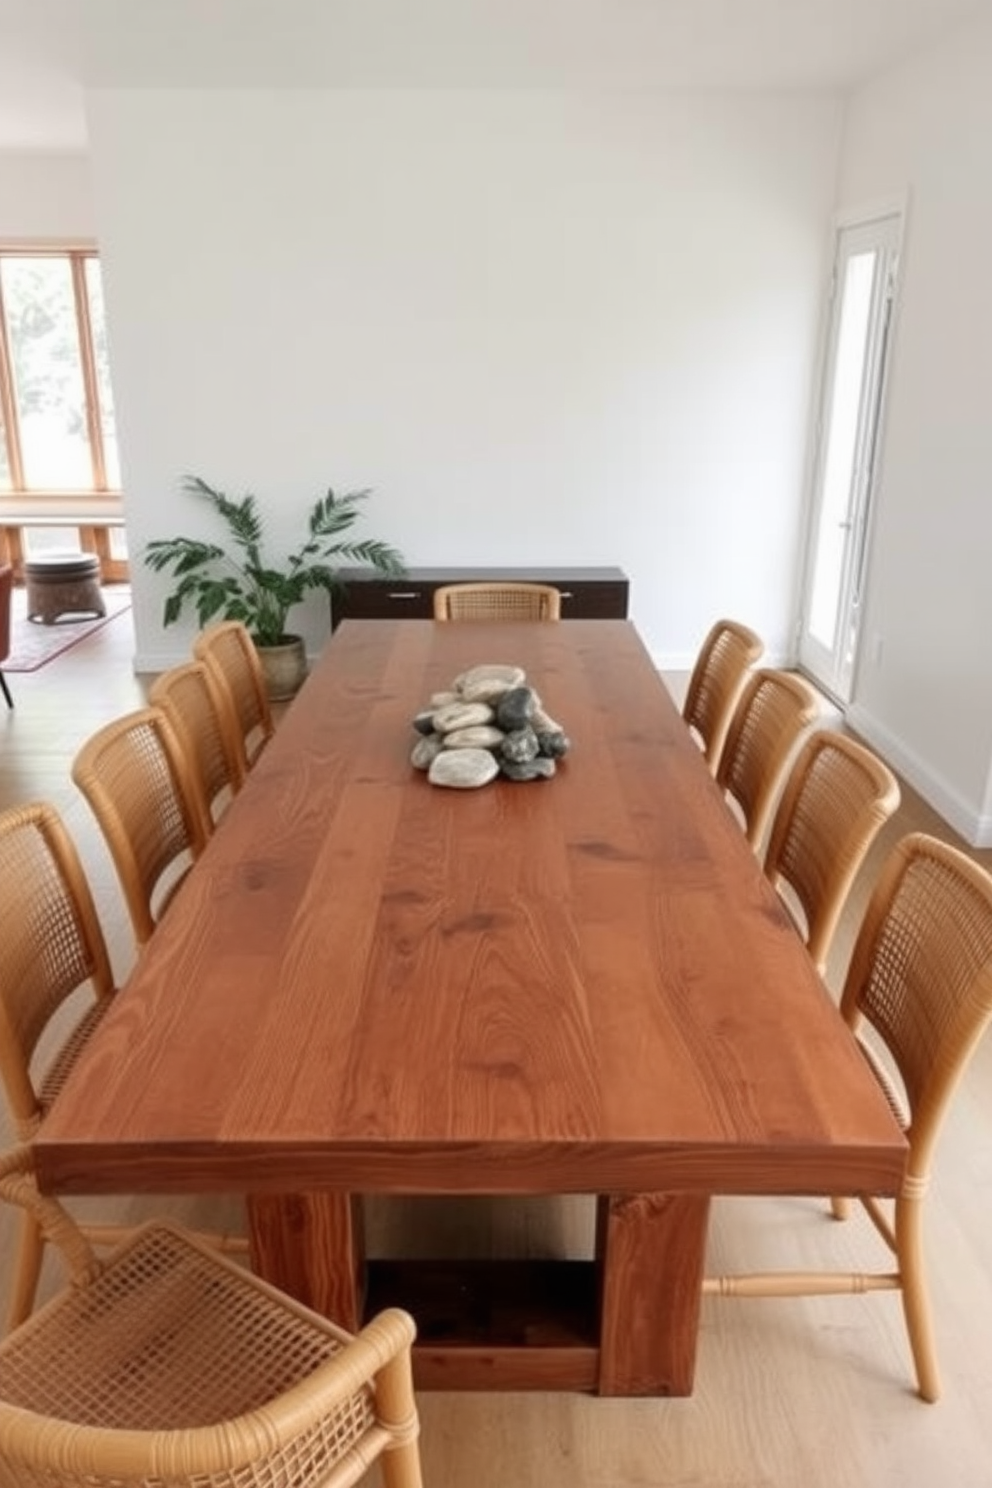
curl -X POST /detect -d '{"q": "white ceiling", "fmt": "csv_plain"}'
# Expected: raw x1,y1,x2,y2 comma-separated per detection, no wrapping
0,0,988,150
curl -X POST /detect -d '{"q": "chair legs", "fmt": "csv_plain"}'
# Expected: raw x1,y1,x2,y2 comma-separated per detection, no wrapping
703,1191,939,1401
896,1193,941,1402
0,670,11,709
375,1337,424,1488
6,1210,44,1332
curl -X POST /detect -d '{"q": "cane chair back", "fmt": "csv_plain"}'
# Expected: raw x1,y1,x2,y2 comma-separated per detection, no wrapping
704,833,992,1401
0,564,12,708
681,618,764,773
433,582,561,622
193,621,274,775
0,1146,423,1488
149,661,245,831
763,730,901,974
71,707,208,947
715,668,820,851
0,804,118,1328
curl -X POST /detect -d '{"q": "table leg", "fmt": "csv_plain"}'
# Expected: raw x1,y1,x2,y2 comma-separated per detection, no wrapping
248,1192,366,1330
596,1192,711,1396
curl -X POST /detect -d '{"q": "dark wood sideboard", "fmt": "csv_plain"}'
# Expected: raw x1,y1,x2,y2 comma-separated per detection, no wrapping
331,566,629,630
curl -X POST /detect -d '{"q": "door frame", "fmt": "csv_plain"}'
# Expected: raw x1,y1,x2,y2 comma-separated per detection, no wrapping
796,196,907,705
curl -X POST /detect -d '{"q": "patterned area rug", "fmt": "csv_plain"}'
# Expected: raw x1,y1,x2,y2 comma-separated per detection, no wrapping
4,585,132,672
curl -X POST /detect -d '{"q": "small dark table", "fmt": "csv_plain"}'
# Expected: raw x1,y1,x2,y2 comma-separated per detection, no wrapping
330,566,629,629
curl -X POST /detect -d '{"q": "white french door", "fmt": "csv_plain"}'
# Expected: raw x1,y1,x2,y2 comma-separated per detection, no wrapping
798,210,901,702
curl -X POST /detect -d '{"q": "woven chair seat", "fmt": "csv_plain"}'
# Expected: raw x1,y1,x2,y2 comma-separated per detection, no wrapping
0,1199,421,1487
0,1223,355,1428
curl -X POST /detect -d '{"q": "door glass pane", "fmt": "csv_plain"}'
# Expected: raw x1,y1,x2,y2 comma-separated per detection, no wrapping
85,258,121,488
0,256,92,489
807,251,876,648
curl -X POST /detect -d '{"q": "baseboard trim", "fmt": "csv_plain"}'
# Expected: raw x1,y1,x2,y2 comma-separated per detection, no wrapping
846,704,992,848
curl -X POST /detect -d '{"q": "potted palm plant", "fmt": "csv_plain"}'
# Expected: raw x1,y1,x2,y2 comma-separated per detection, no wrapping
144,474,406,698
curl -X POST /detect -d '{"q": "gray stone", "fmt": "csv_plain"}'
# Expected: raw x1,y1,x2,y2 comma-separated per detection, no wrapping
443,725,506,750
432,701,496,734
536,730,570,758
411,734,445,770
428,749,500,789
495,686,537,731
430,690,460,708
501,727,540,763
500,756,557,781
412,710,437,736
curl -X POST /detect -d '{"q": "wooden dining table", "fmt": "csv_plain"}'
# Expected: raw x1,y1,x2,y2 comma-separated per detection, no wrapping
35,619,906,1397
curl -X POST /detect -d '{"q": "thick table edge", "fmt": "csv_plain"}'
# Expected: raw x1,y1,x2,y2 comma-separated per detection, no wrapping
34,1139,908,1198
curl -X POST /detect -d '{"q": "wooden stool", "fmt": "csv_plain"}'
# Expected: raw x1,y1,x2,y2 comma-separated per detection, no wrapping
24,552,106,625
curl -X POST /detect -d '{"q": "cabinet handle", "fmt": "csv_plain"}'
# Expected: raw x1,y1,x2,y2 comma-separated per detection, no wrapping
559,591,574,600
387,591,422,600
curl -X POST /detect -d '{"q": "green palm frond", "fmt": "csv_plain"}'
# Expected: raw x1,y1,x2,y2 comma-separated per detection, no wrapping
144,473,405,647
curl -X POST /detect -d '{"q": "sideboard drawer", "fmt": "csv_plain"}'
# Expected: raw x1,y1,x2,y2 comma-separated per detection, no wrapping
555,580,629,619
332,567,629,629
338,582,436,620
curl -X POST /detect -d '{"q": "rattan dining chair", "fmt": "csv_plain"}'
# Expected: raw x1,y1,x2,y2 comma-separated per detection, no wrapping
681,618,764,774
0,802,245,1332
715,667,820,851
0,802,121,1329
149,660,245,832
71,707,209,947
0,1146,424,1488
193,621,275,776
0,564,13,709
432,582,562,621
762,729,901,975
704,832,992,1401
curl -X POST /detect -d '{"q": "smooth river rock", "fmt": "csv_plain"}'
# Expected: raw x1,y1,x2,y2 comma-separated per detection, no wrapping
536,730,570,758
532,705,564,734
432,701,496,734
428,748,501,789
411,734,445,770
501,727,540,763
458,676,521,705
499,756,557,781
443,725,507,750
495,686,538,731
454,664,526,696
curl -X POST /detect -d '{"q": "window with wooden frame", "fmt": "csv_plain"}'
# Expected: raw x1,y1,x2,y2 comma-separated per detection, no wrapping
0,245,127,579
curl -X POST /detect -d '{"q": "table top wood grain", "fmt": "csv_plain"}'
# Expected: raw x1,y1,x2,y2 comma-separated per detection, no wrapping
36,620,906,1199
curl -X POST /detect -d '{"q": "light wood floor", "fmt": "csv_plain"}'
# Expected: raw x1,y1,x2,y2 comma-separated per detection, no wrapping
3,603,992,1488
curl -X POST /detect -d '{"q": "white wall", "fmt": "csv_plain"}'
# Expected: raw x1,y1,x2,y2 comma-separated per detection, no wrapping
0,152,94,239
84,89,841,669
837,14,992,844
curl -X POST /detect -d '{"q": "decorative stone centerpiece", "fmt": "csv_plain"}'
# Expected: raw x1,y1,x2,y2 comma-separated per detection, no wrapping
411,663,571,789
